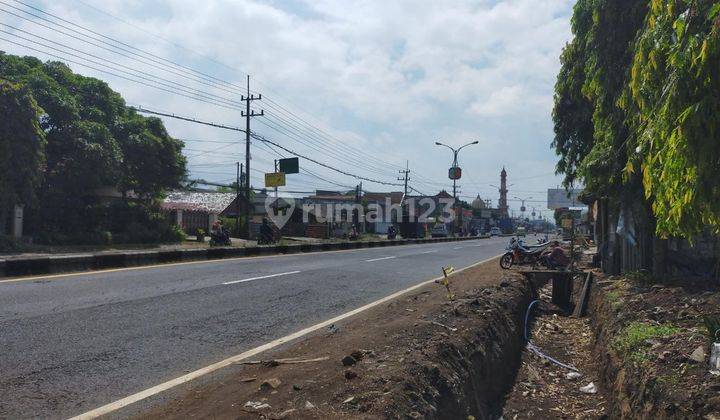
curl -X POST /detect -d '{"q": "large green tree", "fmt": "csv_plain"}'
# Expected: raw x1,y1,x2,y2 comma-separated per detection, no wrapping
553,0,648,195
625,0,720,237
554,0,720,242
0,80,45,233
0,52,187,241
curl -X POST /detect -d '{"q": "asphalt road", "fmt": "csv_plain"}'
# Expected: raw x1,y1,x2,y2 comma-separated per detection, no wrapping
0,236,509,419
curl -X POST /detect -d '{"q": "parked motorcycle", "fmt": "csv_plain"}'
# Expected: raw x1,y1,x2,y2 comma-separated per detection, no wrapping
387,225,398,240
500,238,551,269
209,227,231,247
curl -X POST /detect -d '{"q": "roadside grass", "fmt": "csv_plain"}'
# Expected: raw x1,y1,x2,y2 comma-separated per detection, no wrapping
612,322,680,364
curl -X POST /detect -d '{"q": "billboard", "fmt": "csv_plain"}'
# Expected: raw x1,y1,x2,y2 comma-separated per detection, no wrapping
547,188,584,210
279,157,299,174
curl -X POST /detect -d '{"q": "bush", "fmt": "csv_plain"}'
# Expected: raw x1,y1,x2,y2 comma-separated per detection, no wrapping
220,216,243,236
32,200,185,246
161,224,186,243
0,234,24,252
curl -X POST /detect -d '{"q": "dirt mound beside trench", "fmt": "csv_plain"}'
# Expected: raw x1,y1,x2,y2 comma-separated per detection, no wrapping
139,260,533,419
589,272,720,419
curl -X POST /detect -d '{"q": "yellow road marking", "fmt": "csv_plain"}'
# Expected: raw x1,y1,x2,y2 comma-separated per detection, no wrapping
68,254,501,419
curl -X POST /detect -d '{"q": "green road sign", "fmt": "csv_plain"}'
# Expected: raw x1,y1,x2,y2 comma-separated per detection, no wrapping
279,157,299,174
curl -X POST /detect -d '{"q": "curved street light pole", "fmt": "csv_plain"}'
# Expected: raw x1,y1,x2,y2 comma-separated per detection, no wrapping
513,196,533,221
435,140,479,236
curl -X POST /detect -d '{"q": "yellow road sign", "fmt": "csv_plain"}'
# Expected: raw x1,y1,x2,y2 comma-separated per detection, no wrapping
265,172,286,187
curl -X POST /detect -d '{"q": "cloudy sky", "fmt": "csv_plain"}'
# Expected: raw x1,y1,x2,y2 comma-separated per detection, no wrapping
1,0,575,216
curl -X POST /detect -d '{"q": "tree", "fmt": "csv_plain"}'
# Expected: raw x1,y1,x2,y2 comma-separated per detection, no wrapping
0,80,45,234
552,0,720,242
553,0,648,196
552,1,595,189
625,0,720,238
0,52,187,242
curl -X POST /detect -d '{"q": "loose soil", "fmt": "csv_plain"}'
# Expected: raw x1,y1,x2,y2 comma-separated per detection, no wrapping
137,259,531,419
501,284,609,419
589,270,720,418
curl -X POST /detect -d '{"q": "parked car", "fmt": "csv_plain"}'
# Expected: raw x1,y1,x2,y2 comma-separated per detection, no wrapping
516,227,526,237
431,224,449,238
489,227,502,236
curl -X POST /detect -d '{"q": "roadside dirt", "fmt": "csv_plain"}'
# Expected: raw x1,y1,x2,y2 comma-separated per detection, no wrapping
138,258,531,419
501,284,609,419
589,271,720,418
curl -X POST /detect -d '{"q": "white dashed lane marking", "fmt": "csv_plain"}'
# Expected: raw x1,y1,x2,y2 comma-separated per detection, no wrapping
222,271,301,285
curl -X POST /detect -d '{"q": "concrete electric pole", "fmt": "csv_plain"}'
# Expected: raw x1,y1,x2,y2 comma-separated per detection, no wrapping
242,75,263,239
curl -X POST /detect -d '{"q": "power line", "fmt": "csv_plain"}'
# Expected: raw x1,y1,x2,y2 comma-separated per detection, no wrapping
3,0,257,95
132,106,246,131
0,24,247,109
2,0,429,183
2,1,453,195
133,107,403,187
251,132,404,187
66,0,414,178
0,35,244,111
255,117,397,178
2,2,441,191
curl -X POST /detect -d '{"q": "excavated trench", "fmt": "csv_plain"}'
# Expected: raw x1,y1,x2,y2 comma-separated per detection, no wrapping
374,275,543,419
388,273,610,420
138,264,682,419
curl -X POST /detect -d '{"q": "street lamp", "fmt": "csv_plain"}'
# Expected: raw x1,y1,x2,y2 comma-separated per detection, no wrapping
435,140,479,236
513,196,533,220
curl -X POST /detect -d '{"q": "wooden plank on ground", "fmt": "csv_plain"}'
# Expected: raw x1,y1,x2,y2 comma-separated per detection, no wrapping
572,272,593,317
551,275,573,309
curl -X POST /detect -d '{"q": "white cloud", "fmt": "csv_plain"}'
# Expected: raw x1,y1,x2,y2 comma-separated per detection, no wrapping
2,0,575,210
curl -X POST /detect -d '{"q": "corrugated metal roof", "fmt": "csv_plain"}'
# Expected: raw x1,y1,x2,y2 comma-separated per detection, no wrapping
161,191,237,213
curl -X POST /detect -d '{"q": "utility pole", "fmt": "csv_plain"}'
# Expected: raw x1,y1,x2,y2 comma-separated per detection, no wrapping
242,75,263,239
273,159,279,214
398,160,410,201
397,161,411,235
358,181,363,233
235,162,242,237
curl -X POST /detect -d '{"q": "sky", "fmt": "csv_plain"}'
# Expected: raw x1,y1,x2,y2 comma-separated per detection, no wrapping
0,0,576,217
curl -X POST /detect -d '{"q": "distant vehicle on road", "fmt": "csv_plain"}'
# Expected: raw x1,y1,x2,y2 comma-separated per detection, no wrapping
516,227,526,237
431,224,449,238
489,227,501,236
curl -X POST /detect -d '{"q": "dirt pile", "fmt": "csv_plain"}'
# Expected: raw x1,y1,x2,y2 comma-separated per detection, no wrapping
589,272,720,418
138,260,533,419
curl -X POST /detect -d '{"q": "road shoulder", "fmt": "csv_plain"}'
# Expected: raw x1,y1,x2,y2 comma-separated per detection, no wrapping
134,257,530,419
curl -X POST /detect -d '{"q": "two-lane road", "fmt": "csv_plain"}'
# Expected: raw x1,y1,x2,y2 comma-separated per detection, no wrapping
0,236,509,418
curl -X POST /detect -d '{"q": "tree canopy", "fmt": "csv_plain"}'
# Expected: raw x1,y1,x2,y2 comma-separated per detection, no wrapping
626,0,720,237
0,52,187,241
0,80,45,214
552,0,720,238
